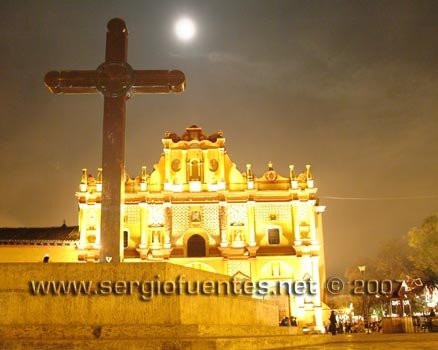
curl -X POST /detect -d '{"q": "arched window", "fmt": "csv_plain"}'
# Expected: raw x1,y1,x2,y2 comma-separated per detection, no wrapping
187,234,206,257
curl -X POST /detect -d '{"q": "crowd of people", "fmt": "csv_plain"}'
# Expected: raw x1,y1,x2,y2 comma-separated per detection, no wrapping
279,316,298,327
325,308,437,335
278,308,437,334
326,315,382,334
413,309,437,332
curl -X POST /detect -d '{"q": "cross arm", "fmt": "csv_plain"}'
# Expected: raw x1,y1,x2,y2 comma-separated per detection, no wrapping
132,70,185,93
44,70,98,94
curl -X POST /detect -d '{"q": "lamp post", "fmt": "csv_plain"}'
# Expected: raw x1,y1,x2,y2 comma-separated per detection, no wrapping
358,265,369,333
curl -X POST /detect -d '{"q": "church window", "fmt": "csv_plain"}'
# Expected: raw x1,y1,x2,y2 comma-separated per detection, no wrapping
268,228,280,245
123,230,129,248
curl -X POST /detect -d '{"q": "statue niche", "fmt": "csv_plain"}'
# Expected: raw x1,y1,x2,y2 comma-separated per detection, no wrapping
188,158,202,181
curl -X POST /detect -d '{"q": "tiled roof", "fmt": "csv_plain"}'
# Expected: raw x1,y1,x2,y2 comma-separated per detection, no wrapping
0,225,79,244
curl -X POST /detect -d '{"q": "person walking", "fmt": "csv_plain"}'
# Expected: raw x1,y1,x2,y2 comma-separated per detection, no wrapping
328,311,337,335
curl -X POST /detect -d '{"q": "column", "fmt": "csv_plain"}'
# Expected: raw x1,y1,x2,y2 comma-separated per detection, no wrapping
311,255,324,331
202,149,209,184
315,206,326,241
80,168,88,192
289,164,298,189
139,203,148,248
298,252,313,325
247,201,256,246
95,203,102,247
301,253,313,279
315,205,327,298
181,149,187,184
164,148,171,190
308,201,317,243
219,201,228,247
246,164,254,189
78,203,87,249
306,165,314,188
219,147,225,189
140,165,147,192
311,255,321,306
164,203,172,249
291,201,300,244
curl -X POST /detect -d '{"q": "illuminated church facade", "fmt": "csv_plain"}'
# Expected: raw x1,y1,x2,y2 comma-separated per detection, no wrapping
0,125,328,330
77,125,328,329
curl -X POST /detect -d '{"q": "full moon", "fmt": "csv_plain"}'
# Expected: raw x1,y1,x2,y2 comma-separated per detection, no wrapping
175,18,196,41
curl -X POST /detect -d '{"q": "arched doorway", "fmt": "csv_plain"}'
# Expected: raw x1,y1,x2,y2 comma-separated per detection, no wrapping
187,234,206,257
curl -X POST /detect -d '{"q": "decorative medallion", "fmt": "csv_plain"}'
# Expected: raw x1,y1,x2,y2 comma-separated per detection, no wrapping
171,159,181,172
209,159,219,172
266,170,278,182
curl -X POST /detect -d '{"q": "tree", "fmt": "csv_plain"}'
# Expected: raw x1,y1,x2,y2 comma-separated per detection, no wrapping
341,213,438,317
407,213,438,282
373,237,413,281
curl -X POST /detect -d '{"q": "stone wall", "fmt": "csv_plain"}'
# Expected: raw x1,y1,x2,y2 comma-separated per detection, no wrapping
0,262,278,327
0,245,78,263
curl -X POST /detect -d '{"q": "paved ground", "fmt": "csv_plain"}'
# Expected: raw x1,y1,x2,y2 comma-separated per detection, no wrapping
282,333,438,350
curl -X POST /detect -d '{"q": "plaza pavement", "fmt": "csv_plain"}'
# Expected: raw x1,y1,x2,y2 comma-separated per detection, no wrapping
281,332,438,350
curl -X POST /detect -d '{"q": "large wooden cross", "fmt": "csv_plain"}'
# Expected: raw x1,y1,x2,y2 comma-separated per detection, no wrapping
44,18,185,263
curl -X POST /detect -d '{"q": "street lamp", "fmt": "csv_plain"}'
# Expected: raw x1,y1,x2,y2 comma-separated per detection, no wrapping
358,265,370,333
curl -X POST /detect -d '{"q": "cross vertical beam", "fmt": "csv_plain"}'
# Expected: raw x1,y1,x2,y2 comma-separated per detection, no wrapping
100,19,128,263
101,96,126,262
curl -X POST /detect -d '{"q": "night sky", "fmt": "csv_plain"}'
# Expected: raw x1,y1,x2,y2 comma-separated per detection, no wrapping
1,0,437,276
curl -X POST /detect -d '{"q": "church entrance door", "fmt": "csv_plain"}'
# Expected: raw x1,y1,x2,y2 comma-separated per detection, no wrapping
187,234,206,257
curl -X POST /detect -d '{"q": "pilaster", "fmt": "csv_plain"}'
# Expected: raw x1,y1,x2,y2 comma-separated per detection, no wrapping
247,201,256,247
139,203,148,248
164,148,171,190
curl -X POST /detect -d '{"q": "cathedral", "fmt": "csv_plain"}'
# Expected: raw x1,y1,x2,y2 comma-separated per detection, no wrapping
0,125,328,330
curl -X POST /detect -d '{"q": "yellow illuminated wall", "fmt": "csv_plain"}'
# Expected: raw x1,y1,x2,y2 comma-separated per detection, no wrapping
74,126,329,330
